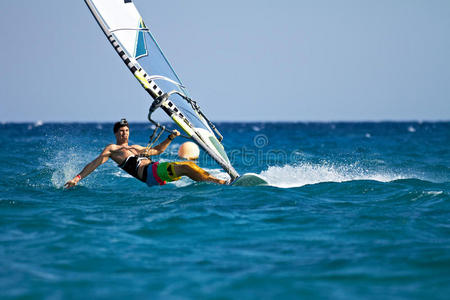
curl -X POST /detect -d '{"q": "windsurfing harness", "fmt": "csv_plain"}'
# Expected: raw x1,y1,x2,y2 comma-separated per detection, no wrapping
118,156,148,182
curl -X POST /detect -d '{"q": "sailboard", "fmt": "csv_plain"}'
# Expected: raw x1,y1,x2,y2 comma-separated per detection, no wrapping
84,0,239,180
230,173,268,186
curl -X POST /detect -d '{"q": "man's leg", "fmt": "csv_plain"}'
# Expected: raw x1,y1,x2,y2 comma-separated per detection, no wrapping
172,161,227,185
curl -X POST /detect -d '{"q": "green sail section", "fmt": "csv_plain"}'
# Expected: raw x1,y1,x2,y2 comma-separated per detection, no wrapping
209,137,231,165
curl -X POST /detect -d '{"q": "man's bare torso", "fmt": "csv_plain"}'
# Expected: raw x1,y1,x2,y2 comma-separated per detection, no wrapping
109,144,152,179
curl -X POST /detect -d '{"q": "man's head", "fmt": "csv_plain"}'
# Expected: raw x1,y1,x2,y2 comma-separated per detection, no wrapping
114,118,129,133
113,118,129,143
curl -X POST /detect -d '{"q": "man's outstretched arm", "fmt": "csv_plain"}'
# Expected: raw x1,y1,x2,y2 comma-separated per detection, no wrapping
132,130,180,156
64,146,112,189
152,130,180,155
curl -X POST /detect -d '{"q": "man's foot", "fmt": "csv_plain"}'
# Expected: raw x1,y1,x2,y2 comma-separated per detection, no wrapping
216,179,227,185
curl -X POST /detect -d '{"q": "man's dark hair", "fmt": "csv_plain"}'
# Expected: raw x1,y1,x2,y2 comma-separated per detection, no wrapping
113,118,129,133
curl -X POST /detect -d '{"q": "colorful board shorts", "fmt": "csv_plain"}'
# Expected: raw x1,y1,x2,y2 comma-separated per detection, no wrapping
145,162,181,186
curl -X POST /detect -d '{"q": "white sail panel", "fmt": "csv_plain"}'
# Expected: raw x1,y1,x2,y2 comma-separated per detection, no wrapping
90,0,142,58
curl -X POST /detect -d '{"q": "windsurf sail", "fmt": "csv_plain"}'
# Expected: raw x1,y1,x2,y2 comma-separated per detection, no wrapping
85,0,239,180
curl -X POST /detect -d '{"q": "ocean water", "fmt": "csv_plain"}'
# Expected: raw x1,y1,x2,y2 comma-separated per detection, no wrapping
0,121,449,299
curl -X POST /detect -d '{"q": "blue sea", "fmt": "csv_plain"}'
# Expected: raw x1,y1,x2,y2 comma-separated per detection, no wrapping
1,121,449,299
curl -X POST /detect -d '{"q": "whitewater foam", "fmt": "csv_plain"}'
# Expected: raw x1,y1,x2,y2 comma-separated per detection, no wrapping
259,163,406,188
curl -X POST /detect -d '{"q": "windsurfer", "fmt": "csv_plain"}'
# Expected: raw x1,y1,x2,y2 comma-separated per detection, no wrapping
64,119,227,189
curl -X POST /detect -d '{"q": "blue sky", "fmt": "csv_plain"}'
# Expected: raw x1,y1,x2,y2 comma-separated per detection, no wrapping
1,0,449,122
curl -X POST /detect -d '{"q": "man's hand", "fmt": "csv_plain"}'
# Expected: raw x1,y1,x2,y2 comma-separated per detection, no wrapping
169,130,180,139
64,176,81,189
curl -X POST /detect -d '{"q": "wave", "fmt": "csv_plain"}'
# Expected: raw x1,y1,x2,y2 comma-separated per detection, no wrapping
169,163,412,189
258,163,408,188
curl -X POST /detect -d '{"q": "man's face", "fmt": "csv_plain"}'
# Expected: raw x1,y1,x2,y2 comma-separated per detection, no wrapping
115,126,129,142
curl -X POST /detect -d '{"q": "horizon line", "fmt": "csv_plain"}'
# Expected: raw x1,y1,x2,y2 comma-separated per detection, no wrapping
1,119,449,124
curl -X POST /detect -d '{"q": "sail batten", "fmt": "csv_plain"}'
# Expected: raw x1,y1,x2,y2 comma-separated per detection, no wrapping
85,0,239,180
